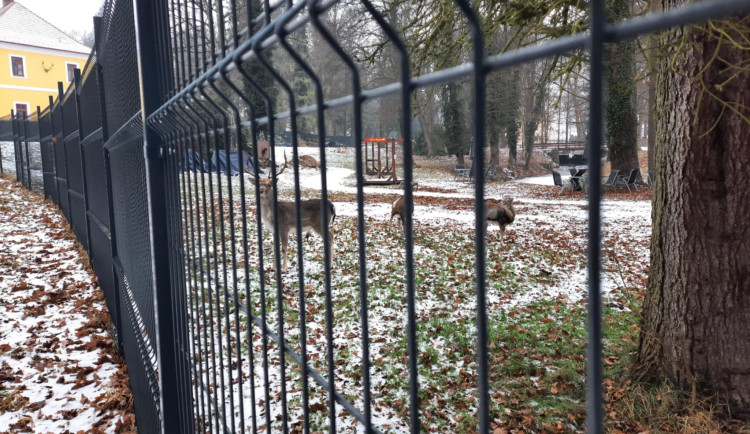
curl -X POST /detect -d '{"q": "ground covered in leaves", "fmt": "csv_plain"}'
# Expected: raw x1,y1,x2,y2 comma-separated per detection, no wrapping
3,145,741,433
0,176,135,433
171,147,659,432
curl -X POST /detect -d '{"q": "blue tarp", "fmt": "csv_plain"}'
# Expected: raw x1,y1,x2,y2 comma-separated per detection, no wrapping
181,149,208,172
210,150,263,176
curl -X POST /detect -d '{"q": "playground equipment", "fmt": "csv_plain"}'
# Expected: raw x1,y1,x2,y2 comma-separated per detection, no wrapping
363,137,401,185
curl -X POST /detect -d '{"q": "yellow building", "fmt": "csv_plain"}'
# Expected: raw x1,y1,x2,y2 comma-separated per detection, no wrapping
0,0,90,118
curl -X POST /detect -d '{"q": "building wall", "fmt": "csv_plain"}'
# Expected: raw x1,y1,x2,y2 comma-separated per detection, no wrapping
0,42,89,117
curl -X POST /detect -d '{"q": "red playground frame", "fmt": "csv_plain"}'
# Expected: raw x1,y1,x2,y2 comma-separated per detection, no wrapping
362,137,402,185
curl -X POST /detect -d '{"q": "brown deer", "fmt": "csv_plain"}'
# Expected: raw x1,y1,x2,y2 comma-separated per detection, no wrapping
390,196,406,225
391,180,419,225
298,155,320,169
257,152,336,273
484,197,515,241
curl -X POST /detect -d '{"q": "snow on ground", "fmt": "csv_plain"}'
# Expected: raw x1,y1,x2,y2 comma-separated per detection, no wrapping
0,145,652,432
0,177,135,433
177,146,652,432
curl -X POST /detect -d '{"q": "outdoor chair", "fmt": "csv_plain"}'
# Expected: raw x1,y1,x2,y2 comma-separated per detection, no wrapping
454,164,468,181
484,165,499,180
614,168,640,192
552,171,571,195
617,166,639,182
602,169,620,191
568,168,587,191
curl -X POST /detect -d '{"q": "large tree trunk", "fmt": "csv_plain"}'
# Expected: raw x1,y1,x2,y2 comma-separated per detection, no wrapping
574,98,585,141
524,80,545,170
604,0,640,176
488,128,500,167
647,76,655,173
604,40,640,175
636,11,750,420
417,110,435,156
646,1,658,173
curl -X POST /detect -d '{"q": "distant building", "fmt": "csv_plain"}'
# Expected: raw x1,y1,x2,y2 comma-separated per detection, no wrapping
0,0,90,118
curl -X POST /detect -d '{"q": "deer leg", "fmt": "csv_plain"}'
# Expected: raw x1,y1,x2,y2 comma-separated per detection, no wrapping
328,232,334,269
280,231,289,273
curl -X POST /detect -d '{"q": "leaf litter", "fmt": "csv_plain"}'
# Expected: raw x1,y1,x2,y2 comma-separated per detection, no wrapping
0,147,652,432
0,177,135,433
175,147,652,432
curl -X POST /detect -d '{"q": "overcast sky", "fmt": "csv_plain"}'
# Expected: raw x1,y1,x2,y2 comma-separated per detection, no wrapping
20,0,104,37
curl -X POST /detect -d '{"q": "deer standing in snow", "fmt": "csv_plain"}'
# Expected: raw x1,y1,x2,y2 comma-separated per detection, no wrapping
257,152,335,273
484,197,515,241
390,196,406,225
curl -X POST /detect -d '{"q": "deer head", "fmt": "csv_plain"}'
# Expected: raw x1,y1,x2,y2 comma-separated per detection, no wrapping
258,150,288,199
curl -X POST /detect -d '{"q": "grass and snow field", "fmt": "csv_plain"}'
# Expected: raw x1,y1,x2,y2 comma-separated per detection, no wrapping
177,147,651,432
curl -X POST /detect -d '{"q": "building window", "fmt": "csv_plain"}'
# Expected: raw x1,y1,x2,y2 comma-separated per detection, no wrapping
14,103,28,117
10,55,25,77
66,62,79,82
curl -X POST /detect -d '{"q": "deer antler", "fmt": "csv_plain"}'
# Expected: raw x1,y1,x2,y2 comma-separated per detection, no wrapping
268,150,288,179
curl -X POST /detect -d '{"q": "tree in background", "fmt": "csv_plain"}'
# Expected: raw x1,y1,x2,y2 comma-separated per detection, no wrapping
442,81,468,166
523,63,546,170
604,0,640,176
237,0,278,141
486,30,523,168
637,9,750,419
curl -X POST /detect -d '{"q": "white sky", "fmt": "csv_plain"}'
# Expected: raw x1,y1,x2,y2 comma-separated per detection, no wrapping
19,0,105,37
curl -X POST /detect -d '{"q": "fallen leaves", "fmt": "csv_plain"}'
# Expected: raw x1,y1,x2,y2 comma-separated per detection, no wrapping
0,178,135,433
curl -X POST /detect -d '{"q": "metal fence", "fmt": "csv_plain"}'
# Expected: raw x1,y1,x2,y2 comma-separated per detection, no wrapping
8,0,750,432
5,112,42,193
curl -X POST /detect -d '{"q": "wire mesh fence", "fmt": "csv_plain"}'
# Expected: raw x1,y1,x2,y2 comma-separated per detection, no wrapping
7,0,750,432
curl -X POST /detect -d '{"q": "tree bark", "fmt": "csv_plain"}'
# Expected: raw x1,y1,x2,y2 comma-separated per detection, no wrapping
647,74,655,172
646,0,659,173
418,111,436,157
604,39,640,175
636,12,750,420
604,0,640,177
524,80,545,170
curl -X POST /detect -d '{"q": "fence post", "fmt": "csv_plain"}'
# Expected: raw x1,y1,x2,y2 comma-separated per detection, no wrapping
93,15,123,354
10,110,18,181
23,115,30,191
131,0,192,431
50,96,62,208
37,106,43,196
586,0,605,431
59,82,74,225
94,17,109,142
73,68,93,257
20,111,27,188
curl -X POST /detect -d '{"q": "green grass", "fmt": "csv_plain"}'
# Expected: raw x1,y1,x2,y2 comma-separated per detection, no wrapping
174,172,645,432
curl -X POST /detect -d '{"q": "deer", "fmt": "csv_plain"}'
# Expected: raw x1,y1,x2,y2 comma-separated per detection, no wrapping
390,180,419,225
390,196,406,225
484,197,516,241
298,155,320,169
257,152,336,273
